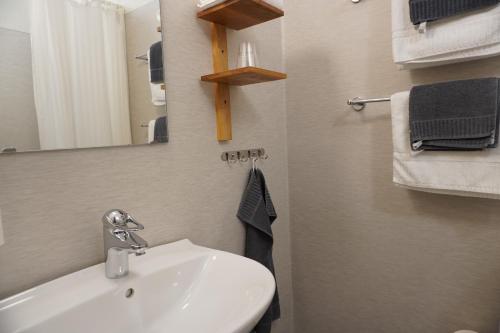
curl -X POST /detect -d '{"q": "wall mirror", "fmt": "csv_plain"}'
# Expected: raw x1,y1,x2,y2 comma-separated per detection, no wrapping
0,0,168,153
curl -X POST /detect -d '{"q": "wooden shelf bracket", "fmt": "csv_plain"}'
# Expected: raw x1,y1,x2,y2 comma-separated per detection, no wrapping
211,23,232,141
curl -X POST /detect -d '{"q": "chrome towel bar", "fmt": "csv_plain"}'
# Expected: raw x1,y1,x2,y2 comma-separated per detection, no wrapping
347,96,391,111
135,54,148,62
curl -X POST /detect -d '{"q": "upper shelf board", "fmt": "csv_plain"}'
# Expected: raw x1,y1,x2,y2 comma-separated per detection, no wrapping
197,0,284,30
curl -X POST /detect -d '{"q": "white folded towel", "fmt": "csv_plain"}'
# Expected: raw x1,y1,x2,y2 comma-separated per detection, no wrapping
150,83,165,106
147,50,166,106
391,91,500,199
197,0,283,10
392,0,500,69
148,119,156,144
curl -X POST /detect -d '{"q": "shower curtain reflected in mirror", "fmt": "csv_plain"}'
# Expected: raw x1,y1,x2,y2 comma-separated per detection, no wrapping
31,0,132,150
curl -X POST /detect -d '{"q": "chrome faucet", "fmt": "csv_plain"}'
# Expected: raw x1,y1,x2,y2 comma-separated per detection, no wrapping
102,209,148,279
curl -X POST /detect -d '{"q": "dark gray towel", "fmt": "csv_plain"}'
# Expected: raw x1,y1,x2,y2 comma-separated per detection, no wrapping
153,116,168,143
149,41,164,84
409,78,499,151
410,0,500,25
237,169,280,333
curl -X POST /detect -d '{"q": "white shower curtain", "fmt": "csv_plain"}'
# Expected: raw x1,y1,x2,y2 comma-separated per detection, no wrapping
31,0,132,150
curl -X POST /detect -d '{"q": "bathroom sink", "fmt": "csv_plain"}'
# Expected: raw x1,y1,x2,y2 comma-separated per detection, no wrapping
0,240,276,333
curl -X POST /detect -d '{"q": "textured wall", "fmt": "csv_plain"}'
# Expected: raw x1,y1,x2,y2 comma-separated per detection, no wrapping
284,1,500,333
0,1,293,332
125,1,167,145
0,27,39,151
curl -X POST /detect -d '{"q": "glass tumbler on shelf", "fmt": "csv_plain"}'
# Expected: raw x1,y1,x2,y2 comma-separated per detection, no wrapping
237,42,259,68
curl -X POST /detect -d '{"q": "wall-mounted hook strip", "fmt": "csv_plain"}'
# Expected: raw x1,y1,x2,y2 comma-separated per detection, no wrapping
347,96,391,111
221,148,267,164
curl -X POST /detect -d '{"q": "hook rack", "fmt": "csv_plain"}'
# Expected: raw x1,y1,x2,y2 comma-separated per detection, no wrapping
221,148,268,164
347,96,391,111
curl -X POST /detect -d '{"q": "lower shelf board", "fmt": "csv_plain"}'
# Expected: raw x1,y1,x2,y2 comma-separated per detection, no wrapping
201,67,287,86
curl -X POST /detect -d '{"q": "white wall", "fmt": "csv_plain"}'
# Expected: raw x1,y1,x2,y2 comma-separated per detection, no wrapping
110,0,156,13
0,0,31,33
0,1,293,332
285,1,500,333
0,28,39,151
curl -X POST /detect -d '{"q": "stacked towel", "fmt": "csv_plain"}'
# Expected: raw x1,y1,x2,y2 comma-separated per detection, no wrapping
147,117,168,144
410,78,500,151
392,0,500,69
410,0,500,25
391,91,500,199
197,0,283,10
147,49,165,106
149,41,163,84
154,116,168,143
150,82,165,106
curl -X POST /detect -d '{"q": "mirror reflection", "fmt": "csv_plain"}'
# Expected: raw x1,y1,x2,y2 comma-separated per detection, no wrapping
0,0,168,153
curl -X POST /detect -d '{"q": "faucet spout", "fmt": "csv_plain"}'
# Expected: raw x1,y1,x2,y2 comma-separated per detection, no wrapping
128,232,148,253
102,209,148,279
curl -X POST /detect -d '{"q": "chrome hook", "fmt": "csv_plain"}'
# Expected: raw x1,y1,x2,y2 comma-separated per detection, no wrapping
252,157,258,171
239,151,249,163
226,152,238,165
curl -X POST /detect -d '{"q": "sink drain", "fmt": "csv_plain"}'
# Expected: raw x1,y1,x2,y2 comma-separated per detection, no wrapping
125,288,134,298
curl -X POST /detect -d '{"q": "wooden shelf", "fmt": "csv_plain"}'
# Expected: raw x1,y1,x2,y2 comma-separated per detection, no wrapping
201,67,286,86
197,0,286,141
197,0,284,30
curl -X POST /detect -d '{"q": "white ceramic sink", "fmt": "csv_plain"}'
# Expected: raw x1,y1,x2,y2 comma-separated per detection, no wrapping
0,240,275,333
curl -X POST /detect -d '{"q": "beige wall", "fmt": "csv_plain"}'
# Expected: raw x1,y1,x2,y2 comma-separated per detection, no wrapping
0,1,293,332
125,1,167,145
285,1,500,333
0,27,39,152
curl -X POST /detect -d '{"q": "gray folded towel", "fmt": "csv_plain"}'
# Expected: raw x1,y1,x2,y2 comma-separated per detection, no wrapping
237,169,280,333
153,116,168,143
149,41,164,84
410,0,500,25
410,78,500,151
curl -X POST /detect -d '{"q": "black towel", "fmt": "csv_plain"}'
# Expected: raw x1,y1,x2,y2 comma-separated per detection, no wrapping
149,41,164,84
237,169,280,333
409,78,500,151
410,0,500,25
153,116,168,143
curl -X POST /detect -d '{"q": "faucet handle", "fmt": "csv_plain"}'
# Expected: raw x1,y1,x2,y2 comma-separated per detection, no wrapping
102,209,145,232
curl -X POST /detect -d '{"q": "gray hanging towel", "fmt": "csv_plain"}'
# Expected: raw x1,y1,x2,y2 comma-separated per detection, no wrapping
410,0,500,25
409,78,500,151
149,41,164,84
153,116,168,143
237,169,280,333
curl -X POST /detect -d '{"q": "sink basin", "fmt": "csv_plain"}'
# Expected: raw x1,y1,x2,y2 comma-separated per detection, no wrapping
0,240,276,333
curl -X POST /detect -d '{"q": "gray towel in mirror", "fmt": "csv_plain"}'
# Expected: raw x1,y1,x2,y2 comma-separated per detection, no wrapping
410,0,500,25
409,78,500,151
237,169,280,333
153,116,168,143
149,41,164,84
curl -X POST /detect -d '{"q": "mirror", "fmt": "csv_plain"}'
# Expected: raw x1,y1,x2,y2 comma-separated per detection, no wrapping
0,0,168,153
